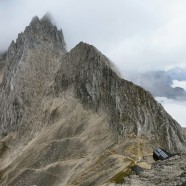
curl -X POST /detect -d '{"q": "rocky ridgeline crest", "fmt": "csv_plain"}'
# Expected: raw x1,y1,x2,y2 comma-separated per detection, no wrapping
0,15,185,186
8,13,66,63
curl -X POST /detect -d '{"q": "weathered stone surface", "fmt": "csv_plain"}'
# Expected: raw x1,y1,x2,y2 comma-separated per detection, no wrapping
123,154,186,186
0,15,185,186
0,52,6,83
0,14,66,140
183,128,186,135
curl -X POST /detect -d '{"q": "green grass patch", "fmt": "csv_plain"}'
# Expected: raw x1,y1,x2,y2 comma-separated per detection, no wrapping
109,161,135,184
109,169,132,184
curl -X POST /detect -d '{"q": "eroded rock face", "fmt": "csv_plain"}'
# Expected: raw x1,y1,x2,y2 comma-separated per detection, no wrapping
183,128,186,135
0,52,7,83
0,14,66,139
0,15,185,186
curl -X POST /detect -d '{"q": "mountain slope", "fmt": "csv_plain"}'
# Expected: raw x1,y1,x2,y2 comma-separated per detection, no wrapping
0,15,185,186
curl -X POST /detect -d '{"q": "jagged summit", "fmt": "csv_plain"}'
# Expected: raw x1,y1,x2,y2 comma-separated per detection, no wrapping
8,14,66,64
41,12,55,24
71,41,122,77
31,13,55,26
30,15,40,24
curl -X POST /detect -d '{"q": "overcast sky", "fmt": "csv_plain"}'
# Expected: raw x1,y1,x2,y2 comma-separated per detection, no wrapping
1,0,186,72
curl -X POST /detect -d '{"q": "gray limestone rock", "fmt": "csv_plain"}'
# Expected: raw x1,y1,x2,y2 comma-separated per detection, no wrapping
0,52,6,83
124,154,186,186
0,14,67,139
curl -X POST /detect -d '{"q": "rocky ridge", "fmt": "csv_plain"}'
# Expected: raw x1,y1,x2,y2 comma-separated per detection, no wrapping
0,15,185,186
0,14,66,138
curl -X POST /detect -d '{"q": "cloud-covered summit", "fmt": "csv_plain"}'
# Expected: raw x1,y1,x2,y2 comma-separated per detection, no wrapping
1,0,186,72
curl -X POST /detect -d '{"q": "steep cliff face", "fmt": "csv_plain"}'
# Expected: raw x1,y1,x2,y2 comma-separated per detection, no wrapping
0,52,6,83
0,15,185,186
0,14,66,139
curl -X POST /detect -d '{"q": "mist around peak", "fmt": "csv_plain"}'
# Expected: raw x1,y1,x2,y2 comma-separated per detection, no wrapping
1,0,186,72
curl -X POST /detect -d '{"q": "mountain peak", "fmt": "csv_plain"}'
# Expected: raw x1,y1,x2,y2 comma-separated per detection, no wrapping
30,13,54,26
71,41,121,77
30,15,40,24
27,14,66,52
41,12,54,24
7,14,66,64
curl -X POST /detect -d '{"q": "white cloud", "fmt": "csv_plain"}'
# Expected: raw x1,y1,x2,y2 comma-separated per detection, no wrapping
1,0,186,72
171,80,186,91
156,97,186,128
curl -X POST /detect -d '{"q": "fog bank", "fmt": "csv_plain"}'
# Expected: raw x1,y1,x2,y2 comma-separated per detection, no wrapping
156,97,186,127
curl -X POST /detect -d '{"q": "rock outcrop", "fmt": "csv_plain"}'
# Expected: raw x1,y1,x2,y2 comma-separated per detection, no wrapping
124,154,186,186
0,52,7,83
0,14,66,139
183,128,186,135
0,15,185,186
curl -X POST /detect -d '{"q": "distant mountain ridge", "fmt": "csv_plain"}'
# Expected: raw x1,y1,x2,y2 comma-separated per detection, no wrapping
166,67,186,81
126,70,186,100
0,15,185,186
